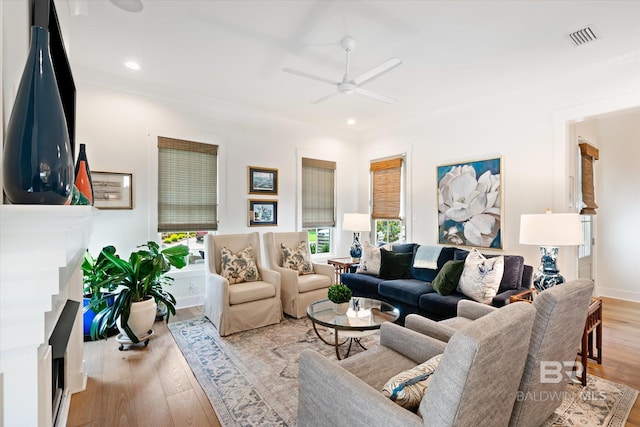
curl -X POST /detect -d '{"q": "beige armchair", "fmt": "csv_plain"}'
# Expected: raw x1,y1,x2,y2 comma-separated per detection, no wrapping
264,231,334,318
406,279,594,427
203,232,282,336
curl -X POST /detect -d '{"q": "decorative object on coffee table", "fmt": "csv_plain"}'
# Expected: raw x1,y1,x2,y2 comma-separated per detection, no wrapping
3,1,75,205
343,212,371,260
519,210,584,291
437,156,502,249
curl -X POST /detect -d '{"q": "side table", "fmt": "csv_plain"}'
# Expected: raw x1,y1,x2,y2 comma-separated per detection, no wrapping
510,288,603,386
327,257,359,284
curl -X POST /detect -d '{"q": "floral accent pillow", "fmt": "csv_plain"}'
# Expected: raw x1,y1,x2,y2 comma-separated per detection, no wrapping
457,248,504,304
220,246,262,284
281,241,314,275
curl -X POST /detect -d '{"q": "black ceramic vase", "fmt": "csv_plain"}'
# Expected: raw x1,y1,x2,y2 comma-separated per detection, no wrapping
2,26,74,205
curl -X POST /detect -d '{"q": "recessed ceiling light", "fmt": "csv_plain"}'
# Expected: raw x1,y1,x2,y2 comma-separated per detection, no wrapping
125,61,141,70
346,118,356,125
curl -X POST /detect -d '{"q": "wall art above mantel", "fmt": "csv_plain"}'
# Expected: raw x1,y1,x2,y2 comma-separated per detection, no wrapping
92,171,133,210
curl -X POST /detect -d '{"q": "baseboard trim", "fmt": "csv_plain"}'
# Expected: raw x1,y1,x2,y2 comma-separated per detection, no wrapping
596,286,640,303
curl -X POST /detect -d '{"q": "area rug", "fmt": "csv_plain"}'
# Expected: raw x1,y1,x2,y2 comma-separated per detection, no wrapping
168,316,638,427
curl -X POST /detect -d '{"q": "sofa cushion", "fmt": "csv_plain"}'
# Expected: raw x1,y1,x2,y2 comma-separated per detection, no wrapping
419,292,470,319
391,242,416,254
379,279,435,307
458,249,505,304
298,273,331,293
356,241,392,276
455,249,525,293
228,280,275,304
341,273,385,298
431,260,465,296
382,353,442,412
221,246,262,284
380,248,413,280
411,246,456,282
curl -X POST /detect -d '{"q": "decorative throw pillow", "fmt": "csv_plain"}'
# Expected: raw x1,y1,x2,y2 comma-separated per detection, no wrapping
382,354,442,412
457,248,505,304
379,248,413,280
281,241,314,275
431,260,465,296
220,246,262,284
356,241,391,275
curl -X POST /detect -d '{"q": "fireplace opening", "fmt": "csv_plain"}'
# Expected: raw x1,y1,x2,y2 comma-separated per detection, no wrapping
49,299,80,426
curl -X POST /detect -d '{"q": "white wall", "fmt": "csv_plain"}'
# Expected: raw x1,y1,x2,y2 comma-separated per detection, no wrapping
76,84,359,306
594,111,640,301
357,57,640,297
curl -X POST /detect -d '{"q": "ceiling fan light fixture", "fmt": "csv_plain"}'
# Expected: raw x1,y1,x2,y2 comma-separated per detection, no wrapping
110,0,144,13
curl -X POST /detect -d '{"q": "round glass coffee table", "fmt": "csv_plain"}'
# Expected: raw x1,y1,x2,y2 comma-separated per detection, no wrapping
307,297,400,360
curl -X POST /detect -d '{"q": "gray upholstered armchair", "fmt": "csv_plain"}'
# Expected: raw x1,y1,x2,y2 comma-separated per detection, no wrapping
203,232,282,336
406,279,594,427
298,302,536,427
264,231,334,318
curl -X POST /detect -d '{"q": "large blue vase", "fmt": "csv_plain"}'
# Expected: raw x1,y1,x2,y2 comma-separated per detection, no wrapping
2,26,74,205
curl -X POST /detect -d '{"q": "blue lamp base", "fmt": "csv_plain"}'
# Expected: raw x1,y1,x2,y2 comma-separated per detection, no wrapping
349,233,362,260
533,246,566,292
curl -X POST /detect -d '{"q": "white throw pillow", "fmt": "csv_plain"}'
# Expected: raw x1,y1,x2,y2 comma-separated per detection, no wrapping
382,354,442,412
457,248,505,304
356,241,391,276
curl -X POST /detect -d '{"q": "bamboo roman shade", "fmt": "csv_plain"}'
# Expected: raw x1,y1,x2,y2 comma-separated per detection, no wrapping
302,157,336,228
371,157,403,220
158,137,218,232
579,141,599,215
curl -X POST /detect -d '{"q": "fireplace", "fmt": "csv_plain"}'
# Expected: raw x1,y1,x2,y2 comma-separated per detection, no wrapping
49,299,80,425
0,206,96,426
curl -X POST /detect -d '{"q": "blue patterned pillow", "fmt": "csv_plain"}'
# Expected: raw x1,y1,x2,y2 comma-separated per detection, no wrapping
382,354,442,411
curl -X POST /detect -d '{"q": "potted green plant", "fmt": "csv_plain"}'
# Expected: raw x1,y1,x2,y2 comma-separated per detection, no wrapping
327,283,352,315
86,241,190,343
81,247,118,339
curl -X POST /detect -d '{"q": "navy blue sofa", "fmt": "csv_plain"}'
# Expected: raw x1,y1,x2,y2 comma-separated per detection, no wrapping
341,243,533,323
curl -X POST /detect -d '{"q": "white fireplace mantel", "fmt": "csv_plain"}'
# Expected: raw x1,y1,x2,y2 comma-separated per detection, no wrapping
0,205,97,427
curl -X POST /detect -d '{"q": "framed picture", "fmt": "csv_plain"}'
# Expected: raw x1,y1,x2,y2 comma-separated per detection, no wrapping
92,171,133,210
248,199,278,226
437,157,502,249
248,166,278,195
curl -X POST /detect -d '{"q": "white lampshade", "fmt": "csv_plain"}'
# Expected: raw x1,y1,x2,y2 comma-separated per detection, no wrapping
519,213,584,246
343,213,371,232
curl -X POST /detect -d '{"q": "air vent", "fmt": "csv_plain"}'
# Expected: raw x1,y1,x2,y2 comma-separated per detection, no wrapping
568,26,599,47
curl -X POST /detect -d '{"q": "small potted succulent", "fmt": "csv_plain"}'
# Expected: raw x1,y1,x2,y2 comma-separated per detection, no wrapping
327,283,352,315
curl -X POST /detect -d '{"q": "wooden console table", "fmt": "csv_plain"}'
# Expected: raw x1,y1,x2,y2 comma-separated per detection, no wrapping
510,289,602,386
327,257,359,284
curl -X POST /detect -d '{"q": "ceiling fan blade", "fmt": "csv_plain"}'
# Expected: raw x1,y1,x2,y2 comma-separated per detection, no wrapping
354,87,397,104
311,91,339,104
353,57,402,86
282,68,340,86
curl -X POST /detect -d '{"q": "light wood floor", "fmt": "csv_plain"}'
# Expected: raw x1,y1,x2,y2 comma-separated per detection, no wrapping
68,297,640,427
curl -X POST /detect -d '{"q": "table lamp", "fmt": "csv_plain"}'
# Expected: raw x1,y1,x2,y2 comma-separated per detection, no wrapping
519,210,584,291
343,213,371,261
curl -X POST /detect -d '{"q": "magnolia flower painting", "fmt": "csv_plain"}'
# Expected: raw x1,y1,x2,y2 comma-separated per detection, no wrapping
437,157,502,248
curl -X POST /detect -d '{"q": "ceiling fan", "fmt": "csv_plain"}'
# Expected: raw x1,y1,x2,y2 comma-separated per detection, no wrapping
283,37,402,104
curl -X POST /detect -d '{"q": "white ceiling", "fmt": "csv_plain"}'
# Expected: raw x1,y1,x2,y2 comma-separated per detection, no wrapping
66,0,640,134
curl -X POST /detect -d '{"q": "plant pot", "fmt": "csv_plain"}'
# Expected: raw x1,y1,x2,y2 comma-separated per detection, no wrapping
117,297,157,341
82,294,115,338
332,302,349,315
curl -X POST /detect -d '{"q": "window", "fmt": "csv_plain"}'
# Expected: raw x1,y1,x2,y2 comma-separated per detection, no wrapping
578,215,592,259
158,137,218,265
371,156,405,245
302,158,336,254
